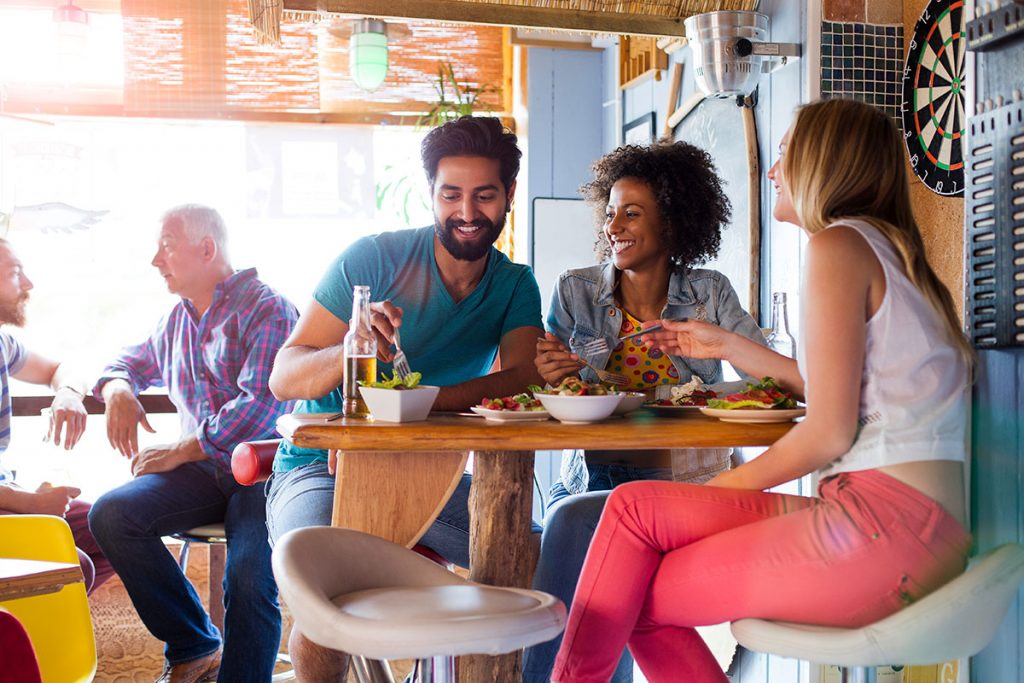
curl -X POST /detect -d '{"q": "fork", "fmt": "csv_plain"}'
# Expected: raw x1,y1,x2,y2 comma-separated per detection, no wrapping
576,339,629,387
392,328,412,381
580,338,609,358
578,358,629,387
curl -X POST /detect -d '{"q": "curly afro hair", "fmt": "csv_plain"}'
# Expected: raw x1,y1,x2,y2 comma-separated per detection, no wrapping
580,141,731,269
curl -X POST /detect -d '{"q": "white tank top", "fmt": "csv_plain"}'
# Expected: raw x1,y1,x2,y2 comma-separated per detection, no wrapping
796,220,969,477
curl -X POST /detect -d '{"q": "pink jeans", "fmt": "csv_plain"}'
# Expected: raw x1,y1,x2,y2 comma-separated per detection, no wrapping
551,470,971,683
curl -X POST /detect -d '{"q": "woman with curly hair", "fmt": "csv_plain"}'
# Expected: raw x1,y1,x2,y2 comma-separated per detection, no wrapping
551,99,973,683
523,141,765,683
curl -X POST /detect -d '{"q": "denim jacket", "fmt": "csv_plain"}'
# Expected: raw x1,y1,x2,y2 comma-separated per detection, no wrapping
545,262,766,385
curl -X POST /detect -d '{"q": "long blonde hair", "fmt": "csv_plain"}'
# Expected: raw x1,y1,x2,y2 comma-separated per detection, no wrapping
783,98,974,368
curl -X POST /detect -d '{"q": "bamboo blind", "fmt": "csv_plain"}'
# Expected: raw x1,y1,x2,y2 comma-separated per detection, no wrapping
120,0,503,119
123,0,319,114
319,21,504,115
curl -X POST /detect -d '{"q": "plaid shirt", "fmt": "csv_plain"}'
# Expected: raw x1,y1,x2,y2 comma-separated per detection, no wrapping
93,269,298,469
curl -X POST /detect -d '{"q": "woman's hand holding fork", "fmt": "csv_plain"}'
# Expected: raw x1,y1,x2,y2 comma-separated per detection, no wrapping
534,332,583,387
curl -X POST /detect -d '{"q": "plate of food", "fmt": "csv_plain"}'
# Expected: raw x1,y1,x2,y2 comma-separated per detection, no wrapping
471,393,550,422
699,377,805,423
700,407,806,423
643,375,718,417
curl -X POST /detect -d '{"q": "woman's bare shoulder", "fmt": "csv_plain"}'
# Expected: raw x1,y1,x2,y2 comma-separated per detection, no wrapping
807,223,878,267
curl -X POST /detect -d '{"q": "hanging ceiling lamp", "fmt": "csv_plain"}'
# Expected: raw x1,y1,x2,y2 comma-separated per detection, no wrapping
52,1,90,60
350,18,388,92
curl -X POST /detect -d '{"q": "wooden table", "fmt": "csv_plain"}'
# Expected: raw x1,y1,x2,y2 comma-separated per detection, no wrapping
278,410,793,682
0,558,84,602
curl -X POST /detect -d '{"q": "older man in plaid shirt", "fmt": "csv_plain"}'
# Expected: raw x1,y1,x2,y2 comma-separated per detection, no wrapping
88,204,298,683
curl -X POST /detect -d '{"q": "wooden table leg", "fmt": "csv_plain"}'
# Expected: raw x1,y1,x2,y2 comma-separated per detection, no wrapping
331,450,468,547
463,450,536,683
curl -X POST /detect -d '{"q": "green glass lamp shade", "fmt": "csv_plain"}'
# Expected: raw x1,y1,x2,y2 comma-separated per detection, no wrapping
350,25,388,92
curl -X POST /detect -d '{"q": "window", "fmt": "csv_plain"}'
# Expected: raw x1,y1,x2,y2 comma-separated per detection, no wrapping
0,6,124,107
0,115,434,500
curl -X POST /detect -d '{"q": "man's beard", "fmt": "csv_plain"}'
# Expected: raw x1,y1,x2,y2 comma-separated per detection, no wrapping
434,213,506,262
0,294,28,327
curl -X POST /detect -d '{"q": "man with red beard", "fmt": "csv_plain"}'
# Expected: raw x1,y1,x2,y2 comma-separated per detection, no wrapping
266,116,545,681
0,238,112,594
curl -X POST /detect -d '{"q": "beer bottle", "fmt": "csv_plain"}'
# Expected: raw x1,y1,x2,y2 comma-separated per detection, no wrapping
342,285,378,417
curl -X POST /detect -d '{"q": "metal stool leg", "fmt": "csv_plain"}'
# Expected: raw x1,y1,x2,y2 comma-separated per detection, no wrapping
413,656,455,683
177,538,192,572
842,666,878,683
351,655,395,683
270,652,293,682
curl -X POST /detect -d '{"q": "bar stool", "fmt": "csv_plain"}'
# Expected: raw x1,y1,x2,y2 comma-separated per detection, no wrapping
272,526,567,683
174,525,228,633
731,544,1024,683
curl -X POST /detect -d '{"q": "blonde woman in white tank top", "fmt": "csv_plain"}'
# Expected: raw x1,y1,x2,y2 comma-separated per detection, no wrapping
551,99,974,683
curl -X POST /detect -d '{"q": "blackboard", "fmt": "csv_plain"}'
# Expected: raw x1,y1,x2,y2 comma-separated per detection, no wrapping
674,97,756,314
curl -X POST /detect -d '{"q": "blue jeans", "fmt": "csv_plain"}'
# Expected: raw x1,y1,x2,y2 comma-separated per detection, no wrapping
267,462,542,569
522,464,673,683
267,462,475,567
89,460,281,682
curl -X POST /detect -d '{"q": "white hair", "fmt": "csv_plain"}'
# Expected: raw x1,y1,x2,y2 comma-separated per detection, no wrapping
160,204,229,257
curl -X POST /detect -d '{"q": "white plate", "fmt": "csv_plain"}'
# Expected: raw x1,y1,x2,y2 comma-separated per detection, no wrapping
700,406,806,423
642,404,705,417
470,406,550,422
612,392,647,415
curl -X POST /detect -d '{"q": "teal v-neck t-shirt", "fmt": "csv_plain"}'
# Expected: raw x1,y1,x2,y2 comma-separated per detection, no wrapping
274,226,542,471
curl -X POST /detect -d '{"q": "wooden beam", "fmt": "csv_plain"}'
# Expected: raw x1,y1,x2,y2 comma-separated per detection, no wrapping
285,0,688,38
0,100,496,127
662,62,684,139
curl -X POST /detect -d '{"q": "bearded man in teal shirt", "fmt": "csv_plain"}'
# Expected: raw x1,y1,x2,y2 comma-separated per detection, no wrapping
266,116,544,681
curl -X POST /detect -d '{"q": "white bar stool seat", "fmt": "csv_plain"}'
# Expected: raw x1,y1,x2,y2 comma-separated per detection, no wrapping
272,526,566,681
731,544,1024,683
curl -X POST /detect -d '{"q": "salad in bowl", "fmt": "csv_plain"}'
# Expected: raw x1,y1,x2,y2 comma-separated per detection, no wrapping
529,378,624,423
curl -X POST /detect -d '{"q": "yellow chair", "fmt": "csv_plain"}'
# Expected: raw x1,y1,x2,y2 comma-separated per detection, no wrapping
0,514,97,683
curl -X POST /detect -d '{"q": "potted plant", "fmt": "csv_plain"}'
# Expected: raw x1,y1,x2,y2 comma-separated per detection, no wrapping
417,61,501,128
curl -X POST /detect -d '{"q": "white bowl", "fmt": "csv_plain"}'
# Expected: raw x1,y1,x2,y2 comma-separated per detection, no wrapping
535,393,624,424
612,392,646,415
358,385,440,423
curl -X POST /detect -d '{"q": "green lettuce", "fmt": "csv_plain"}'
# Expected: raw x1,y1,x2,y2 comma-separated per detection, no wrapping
359,371,422,390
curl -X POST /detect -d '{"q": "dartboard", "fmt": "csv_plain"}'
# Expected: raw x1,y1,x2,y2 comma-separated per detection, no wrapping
900,0,966,196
